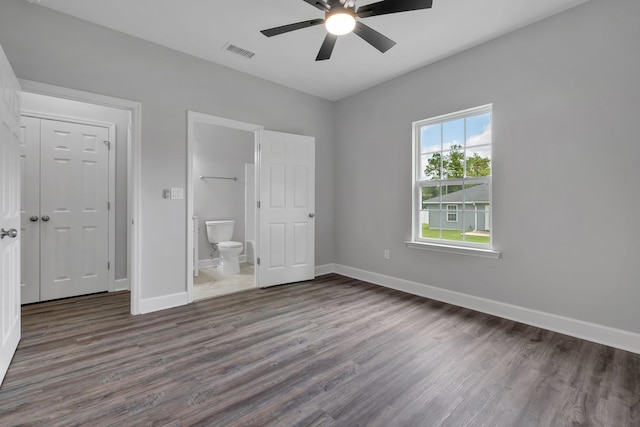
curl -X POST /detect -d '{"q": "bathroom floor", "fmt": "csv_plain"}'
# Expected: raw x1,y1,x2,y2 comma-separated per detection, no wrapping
193,263,255,300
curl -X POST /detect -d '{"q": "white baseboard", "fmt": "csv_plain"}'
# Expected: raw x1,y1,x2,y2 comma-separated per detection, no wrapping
333,264,640,354
198,255,246,270
113,278,130,291
315,263,336,277
139,292,189,315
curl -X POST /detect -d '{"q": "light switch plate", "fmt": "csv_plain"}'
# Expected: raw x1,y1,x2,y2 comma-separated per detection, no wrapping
170,187,184,200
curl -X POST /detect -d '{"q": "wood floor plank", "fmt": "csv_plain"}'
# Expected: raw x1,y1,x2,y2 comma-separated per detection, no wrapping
1,274,638,426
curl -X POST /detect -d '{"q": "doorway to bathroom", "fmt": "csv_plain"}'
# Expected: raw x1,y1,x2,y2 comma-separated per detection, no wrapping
187,113,261,301
186,111,317,302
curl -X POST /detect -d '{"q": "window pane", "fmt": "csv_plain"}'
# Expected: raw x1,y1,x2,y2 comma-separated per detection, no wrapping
463,182,489,204
422,209,444,240
428,210,463,242
460,208,491,245
465,145,491,177
466,113,491,149
421,152,443,180
441,149,465,179
443,118,464,152
420,124,441,154
421,185,441,239
421,185,441,206
441,183,463,199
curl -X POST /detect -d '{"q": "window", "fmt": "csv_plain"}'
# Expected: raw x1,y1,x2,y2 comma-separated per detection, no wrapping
446,205,458,222
411,105,493,251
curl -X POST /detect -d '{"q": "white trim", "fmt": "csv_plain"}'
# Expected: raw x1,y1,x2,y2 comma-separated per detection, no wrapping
314,263,336,276
333,264,640,354
114,278,130,291
406,241,500,259
198,255,247,269
186,111,263,304
446,204,458,222
21,109,118,295
139,292,189,315
20,79,143,315
413,104,493,128
412,104,494,251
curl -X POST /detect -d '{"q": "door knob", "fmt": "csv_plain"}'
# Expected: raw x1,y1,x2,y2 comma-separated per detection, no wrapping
1,228,18,239
41,215,50,222
30,215,39,222
308,213,315,218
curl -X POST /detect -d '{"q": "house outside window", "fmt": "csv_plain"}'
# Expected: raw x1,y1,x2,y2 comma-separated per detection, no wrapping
446,205,458,222
412,105,493,249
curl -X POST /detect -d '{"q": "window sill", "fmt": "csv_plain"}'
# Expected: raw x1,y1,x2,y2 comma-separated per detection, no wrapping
405,241,501,259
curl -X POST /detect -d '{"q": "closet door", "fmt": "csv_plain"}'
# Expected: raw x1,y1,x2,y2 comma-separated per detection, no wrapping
19,116,41,304
39,119,110,301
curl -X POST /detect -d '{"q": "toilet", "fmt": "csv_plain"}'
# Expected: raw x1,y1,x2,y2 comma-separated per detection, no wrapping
205,220,243,274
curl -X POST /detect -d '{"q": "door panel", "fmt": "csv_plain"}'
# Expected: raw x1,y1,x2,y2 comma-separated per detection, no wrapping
19,116,40,304
40,119,109,301
0,44,21,386
258,130,315,287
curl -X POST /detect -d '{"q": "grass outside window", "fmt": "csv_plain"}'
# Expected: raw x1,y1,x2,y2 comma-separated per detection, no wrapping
421,224,490,244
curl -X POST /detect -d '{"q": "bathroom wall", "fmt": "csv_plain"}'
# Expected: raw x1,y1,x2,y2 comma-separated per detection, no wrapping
21,92,130,282
193,122,254,264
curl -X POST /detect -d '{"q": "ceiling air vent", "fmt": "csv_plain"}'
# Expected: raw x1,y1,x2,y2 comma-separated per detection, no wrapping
222,43,255,59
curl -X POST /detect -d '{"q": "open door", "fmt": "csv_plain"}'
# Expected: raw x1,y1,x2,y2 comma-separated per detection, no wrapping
0,44,21,386
258,130,315,288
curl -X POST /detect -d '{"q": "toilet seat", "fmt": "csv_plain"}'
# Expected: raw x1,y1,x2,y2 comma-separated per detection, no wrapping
218,241,242,249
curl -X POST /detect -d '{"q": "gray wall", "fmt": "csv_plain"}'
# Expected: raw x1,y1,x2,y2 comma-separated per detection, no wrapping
334,0,640,334
193,122,254,261
21,92,129,281
0,0,334,300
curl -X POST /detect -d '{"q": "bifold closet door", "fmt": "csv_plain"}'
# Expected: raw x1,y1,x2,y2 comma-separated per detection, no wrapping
39,119,110,301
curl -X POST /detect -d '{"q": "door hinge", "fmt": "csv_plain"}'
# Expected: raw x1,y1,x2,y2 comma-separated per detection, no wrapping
103,140,111,150
257,257,260,266
257,201,261,208
107,201,111,210
107,261,111,270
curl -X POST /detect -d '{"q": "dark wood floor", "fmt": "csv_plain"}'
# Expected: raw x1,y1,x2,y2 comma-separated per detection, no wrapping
1,274,638,426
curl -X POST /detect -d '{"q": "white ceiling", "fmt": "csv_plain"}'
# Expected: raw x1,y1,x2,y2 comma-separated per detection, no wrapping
28,0,590,101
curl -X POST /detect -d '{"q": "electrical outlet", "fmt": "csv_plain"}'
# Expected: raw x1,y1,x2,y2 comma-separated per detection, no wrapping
384,250,390,259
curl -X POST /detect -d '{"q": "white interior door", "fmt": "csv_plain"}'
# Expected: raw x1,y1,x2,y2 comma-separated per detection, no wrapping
0,45,21,386
258,130,315,288
39,119,109,301
19,116,40,304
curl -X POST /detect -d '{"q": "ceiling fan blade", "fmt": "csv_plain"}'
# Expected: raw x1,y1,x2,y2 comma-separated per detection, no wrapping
353,22,396,53
316,33,338,61
356,0,433,18
302,0,331,12
261,19,324,37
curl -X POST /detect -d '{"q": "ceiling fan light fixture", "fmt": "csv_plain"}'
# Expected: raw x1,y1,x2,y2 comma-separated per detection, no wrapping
325,8,356,36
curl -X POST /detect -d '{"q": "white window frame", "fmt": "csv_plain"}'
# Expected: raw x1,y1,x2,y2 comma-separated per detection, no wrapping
407,104,500,259
446,204,458,222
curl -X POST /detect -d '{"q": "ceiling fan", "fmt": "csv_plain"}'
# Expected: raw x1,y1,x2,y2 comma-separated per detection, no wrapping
260,0,434,61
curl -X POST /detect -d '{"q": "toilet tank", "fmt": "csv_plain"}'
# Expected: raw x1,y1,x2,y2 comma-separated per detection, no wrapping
205,220,234,243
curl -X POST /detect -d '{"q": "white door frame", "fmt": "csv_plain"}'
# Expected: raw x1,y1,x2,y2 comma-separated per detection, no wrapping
186,111,263,303
21,110,117,295
19,80,142,315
